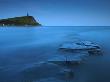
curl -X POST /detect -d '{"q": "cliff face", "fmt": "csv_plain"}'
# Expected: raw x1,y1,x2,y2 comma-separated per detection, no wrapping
0,16,41,26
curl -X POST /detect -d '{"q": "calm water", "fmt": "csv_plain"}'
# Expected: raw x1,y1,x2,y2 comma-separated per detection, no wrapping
0,26,110,82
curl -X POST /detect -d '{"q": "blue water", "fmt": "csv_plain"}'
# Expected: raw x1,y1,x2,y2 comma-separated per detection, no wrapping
0,26,110,82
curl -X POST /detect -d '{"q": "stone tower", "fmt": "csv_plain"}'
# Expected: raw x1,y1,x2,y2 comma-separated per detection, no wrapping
27,13,29,16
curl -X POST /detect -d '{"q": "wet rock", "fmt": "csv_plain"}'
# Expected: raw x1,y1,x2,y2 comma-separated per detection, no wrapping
59,41,102,55
47,54,86,67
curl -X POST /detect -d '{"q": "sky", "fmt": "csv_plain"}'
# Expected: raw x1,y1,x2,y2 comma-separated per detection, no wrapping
0,0,110,26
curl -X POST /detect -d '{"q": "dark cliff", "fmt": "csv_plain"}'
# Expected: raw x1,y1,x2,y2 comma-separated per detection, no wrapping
0,16,41,26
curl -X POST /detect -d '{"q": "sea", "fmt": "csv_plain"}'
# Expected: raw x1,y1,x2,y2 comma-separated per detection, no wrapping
0,26,110,82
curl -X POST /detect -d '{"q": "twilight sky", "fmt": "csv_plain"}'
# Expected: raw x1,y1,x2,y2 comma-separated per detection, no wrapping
0,0,110,26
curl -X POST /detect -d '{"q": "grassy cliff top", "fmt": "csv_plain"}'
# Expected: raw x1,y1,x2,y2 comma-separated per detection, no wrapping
0,16,41,26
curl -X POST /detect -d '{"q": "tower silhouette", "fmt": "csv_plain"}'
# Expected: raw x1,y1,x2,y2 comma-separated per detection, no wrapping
27,13,29,16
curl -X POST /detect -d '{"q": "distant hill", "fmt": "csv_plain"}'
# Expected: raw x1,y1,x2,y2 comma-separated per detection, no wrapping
0,16,41,26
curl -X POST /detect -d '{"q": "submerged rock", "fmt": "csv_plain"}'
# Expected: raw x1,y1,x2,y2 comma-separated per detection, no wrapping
47,54,87,67
58,69,74,81
59,41,102,55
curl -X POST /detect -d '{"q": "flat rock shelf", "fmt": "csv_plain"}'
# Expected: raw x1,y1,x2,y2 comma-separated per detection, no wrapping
59,41,102,55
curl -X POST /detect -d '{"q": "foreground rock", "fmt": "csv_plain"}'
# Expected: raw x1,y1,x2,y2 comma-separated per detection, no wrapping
47,54,88,67
59,41,102,55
